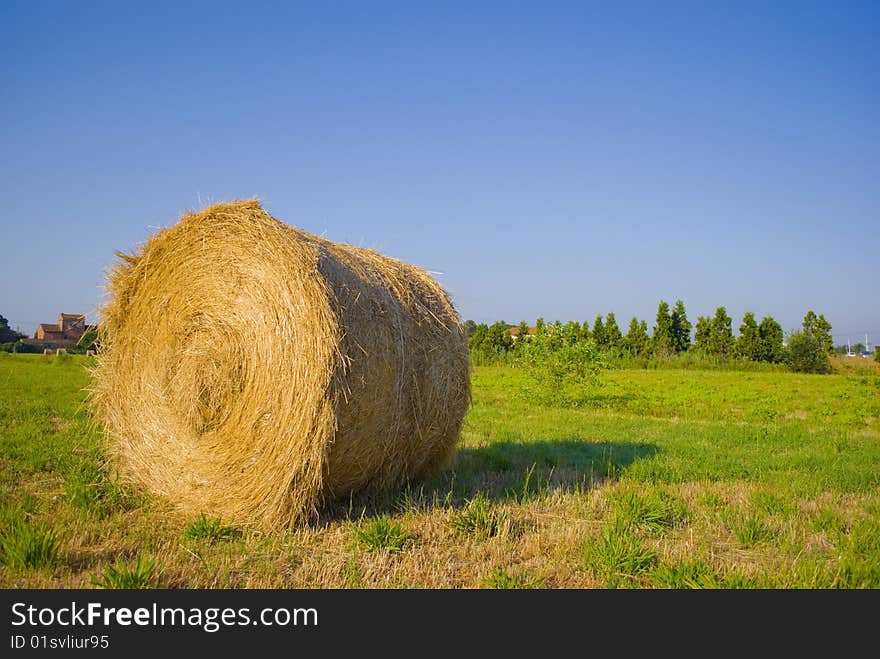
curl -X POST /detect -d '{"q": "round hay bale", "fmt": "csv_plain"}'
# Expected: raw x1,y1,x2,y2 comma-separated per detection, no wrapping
92,200,470,529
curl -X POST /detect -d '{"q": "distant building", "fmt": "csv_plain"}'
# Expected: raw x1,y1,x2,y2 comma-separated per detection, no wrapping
507,325,554,341
23,313,95,349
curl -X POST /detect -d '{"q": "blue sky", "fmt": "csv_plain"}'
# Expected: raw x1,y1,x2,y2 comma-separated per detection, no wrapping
2,2,877,344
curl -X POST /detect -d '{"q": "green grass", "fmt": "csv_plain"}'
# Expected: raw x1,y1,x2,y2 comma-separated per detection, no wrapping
1,354,879,588
183,514,241,543
750,490,791,517
464,366,880,495
450,494,502,541
650,559,726,589
727,512,777,547
64,466,144,517
698,492,725,512
482,567,545,589
580,521,657,588
811,508,848,535
834,519,880,587
0,516,60,570
92,556,159,589
354,515,413,553
610,488,688,533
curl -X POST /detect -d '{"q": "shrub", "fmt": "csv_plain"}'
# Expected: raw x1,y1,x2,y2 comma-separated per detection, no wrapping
785,331,831,374
0,341,39,354
515,338,604,406
77,327,98,351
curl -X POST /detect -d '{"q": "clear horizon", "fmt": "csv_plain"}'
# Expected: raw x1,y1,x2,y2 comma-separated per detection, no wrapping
2,2,877,344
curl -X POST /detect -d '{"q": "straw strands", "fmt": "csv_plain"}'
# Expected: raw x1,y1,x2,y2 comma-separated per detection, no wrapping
91,200,470,529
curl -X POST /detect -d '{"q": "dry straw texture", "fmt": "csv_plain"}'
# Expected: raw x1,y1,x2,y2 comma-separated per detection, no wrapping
92,200,470,529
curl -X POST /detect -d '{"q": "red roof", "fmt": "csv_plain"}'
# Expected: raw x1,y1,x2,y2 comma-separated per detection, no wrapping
508,326,542,336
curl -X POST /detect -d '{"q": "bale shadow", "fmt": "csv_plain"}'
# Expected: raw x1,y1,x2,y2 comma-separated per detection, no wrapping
321,439,658,523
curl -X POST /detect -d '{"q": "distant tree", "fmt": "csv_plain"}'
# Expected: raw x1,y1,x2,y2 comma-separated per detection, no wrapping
467,321,514,363
548,320,564,348
488,321,513,352
592,315,606,349
815,315,833,354
694,315,711,352
462,320,477,339
786,330,831,374
77,327,99,351
534,317,547,339
0,314,23,343
736,312,762,361
706,307,734,356
579,321,592,342
624,317,649,355
604,313,622,349
562,320,581,346
670,300,692,353
875,348,880,364
468,323,489,352
758,316,785,363
802,311,818,334
651,301,673,356
515,321,529,347
802,311,833,354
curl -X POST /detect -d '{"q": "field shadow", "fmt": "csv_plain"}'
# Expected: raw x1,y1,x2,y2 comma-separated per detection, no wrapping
321,439,658,523
447,439,657,502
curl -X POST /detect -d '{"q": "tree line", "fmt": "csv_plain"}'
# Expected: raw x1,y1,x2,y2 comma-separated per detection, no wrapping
465,301,838,373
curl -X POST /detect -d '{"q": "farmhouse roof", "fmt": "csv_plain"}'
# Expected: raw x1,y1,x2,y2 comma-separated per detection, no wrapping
60,313,86,320
39,323,61,332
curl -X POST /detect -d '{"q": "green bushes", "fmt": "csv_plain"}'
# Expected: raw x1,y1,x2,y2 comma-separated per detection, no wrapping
0,341,39,353
604,349,787,372
515,338,604,406
468,322,514,365
786,331,832,374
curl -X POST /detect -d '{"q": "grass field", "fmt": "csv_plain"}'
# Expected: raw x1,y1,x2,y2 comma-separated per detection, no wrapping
2,352,879,588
